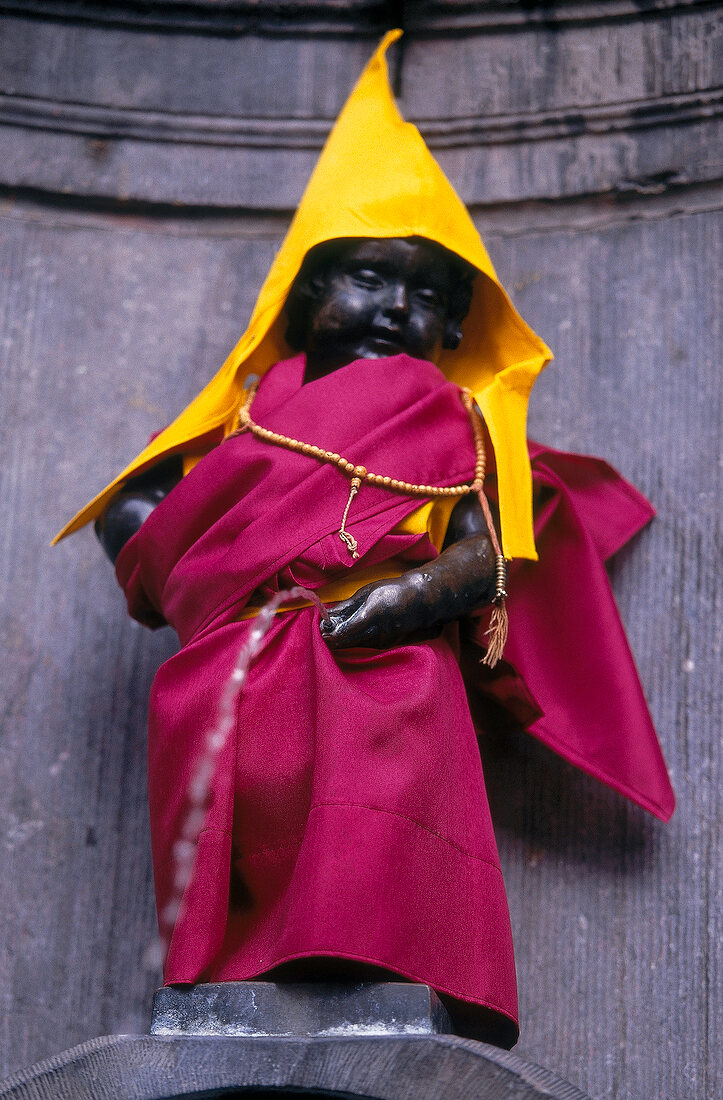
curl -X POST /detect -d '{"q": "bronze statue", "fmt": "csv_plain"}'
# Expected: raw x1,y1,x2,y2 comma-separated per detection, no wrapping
57,34,674,1048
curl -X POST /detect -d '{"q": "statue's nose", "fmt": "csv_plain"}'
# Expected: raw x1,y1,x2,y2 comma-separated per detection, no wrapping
383,282,408,318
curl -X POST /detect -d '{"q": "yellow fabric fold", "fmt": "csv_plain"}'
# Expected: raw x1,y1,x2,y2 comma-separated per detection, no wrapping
54,28,551,559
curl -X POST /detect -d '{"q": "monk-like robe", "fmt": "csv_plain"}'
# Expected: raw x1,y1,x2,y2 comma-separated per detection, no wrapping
115,352,674,1048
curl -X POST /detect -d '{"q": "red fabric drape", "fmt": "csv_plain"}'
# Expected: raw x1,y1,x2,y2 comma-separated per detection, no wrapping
115,353,674,1045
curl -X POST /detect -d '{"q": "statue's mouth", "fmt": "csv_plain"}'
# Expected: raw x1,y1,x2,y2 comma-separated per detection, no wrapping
366,330,404,352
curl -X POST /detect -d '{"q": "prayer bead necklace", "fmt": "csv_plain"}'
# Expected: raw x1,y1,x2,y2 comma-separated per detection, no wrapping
231,380,509,665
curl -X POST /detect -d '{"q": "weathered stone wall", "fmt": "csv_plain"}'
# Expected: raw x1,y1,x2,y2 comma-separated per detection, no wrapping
0,3,719,1096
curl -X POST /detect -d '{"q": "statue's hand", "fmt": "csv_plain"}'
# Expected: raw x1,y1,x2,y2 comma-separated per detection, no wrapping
320,526,495,652
320,575,430,651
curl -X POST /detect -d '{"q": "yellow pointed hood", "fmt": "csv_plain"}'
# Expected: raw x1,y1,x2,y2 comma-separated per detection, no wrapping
54,29,551,558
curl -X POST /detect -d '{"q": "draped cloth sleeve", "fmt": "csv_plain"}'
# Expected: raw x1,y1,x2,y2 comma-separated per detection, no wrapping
469,444,675,822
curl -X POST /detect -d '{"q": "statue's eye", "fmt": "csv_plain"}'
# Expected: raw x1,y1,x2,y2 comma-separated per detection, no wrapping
414,288,443,308
350,268,384,289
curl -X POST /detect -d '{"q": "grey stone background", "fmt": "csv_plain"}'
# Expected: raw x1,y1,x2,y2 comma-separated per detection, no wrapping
0,2,719,1097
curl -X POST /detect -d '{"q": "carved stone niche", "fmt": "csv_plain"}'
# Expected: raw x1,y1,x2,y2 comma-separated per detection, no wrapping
0,0,717,209
0,0,399,32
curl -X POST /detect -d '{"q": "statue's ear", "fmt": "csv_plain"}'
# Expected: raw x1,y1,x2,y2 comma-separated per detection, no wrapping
442,319,463,351
284,269,328,350
303,272,328,303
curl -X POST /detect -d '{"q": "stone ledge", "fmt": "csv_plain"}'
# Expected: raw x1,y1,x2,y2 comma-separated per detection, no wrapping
0,1033,592,1099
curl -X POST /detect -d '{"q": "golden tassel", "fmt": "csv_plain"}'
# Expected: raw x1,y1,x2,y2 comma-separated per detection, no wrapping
482,554,508,668
482,603,509,668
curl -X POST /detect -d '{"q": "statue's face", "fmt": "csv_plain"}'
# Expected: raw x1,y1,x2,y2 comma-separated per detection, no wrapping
301,238,459,382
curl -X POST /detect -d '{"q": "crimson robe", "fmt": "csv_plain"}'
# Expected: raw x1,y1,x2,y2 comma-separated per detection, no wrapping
116,353,674,1047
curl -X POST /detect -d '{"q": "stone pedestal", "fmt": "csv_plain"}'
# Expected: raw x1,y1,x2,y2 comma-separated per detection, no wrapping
151,980,453,1038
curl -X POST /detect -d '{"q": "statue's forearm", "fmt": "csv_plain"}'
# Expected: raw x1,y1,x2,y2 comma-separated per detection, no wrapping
409,491,498,624
399,532,496,629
